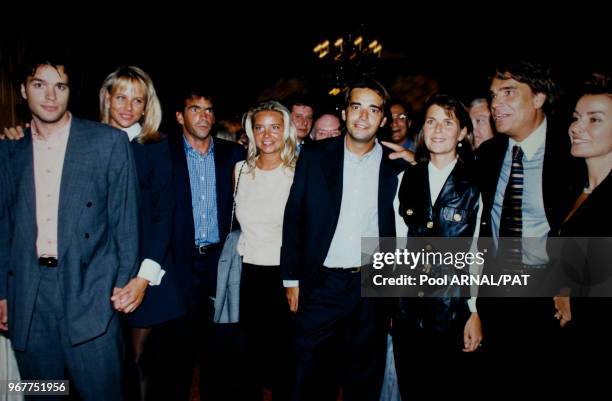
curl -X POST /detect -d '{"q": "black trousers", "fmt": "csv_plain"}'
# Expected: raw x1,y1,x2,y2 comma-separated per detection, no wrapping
391,299,473,398
476,296,566,395
292,268,387,401
240,263,293,401
192,248,250,401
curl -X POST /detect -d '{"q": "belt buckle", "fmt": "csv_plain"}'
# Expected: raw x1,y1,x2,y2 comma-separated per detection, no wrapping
197,245,208,255
38,256,58,268
349,266,361,273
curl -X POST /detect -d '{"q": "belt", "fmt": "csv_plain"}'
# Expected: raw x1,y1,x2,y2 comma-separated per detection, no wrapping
38,256,58,267
502,264,548,274
195,243,222,255
326,266,362,273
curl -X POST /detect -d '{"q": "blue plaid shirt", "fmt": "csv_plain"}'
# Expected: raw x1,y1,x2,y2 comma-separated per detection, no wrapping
183,137,220,246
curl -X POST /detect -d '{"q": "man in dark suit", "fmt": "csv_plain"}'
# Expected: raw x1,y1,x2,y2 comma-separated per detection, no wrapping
0,57,139,400
281,78,401,401
476,61,581,370
287,95,315,152
0,143,12,333
168,86,246,400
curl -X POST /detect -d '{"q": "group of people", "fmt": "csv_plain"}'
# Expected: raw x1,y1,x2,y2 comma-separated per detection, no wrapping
0,55,610,401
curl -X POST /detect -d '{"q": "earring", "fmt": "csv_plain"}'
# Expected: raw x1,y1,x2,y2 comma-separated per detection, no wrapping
457,142,463,148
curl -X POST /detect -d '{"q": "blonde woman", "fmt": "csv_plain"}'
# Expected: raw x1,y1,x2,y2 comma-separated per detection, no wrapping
100,66,189,400
235,101,297,401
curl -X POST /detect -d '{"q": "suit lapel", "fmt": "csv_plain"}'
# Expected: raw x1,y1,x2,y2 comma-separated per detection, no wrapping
378,148,399,237
213,138,228,237
322,137,344,219
13,132,36,217
170,135,194,231
58,118,96,259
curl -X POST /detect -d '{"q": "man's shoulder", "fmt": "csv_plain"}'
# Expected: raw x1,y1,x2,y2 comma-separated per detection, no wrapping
213,137,246,159
301,135,343,159
72,117,127,144
476,135,507,162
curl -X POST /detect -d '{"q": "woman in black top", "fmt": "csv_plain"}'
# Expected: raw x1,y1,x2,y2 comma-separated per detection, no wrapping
392,94,482,398
556,74,612,376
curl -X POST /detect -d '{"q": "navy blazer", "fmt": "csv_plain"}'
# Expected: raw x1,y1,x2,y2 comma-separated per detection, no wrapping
0,142,13,301
3,118,140,350
168,134,245,304
280,135,405,300
128,136,187,327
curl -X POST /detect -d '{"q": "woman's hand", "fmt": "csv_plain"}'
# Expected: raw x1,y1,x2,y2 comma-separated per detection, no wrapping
111,277,149,313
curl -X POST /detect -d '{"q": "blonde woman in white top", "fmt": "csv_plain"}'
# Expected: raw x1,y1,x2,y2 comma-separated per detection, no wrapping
235,100,297,401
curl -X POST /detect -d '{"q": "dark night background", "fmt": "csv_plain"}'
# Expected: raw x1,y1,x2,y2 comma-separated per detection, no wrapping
1,18,609,134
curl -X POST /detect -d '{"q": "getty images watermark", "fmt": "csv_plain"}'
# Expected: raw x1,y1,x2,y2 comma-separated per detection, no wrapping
360,237,612,298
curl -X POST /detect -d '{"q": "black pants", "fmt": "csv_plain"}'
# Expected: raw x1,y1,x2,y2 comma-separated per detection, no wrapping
240,263,293,401
193,248,250,401
391,301,476,398
476,296,567,395
292,268,387,401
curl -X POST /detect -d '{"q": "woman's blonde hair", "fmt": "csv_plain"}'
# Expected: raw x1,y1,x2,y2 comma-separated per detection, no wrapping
99,66,162,143
242,100,298,171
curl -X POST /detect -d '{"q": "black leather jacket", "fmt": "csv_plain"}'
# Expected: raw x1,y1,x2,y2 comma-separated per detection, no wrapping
395,160,479,332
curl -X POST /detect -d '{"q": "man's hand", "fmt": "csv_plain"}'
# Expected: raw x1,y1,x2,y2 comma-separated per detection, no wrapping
111,277,149,313
380,141,416,164
0,299,8,331
1,125,26,140
463,312,483,352
554,296,572,327
286,286,299,313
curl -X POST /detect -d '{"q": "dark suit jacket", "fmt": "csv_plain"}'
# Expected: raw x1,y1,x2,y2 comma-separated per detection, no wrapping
2,117,140,350
168,135,245,303
558,172,612,295
128,136,186,327
476,119,583,239
280,135,404,300
0,142,13,301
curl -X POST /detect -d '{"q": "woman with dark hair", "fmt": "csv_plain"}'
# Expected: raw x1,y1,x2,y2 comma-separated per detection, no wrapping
391,93,482,398
555,73,612,376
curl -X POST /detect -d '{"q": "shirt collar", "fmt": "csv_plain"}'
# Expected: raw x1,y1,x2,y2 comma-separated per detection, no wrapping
123,123,141,142
344,136,382,162
183,135,215,157
31,112,72,144
428,157,458,177
509,117,547,161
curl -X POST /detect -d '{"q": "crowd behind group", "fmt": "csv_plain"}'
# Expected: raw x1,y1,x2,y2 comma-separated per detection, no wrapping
0,55,611,401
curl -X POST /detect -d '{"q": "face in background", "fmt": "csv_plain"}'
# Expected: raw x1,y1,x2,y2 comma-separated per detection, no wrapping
253,110,285,157
176,96,215,142
490,76,546,141
423,104,467,159
569,94,612,160
469,101,494,148
290,105,314,140
390,104,411,144
107,80,146,129
342,88,386,144
313,114,341,140
21,64,70,125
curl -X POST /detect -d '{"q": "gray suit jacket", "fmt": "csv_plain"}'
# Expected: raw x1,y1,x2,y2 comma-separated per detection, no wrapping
1,117,139,350
213,229,242,324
